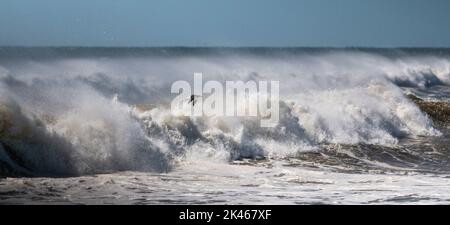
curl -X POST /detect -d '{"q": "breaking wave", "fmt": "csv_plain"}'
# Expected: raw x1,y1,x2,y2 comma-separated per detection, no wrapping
0,47,448,176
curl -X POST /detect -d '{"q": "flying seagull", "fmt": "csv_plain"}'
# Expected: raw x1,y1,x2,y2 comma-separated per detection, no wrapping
188,95,201,106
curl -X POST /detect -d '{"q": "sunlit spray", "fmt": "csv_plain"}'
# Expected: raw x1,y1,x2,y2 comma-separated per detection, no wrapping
171,73,279,127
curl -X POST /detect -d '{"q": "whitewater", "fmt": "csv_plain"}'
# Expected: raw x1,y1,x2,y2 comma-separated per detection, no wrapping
0,47,449,204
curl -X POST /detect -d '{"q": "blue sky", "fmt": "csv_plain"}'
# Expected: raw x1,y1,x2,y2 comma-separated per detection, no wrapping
0,0,449,47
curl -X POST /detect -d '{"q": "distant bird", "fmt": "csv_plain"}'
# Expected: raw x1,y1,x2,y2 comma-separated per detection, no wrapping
188,95,201,106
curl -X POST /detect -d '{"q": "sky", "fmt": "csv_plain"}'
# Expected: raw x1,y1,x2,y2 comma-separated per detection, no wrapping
0,0,449,47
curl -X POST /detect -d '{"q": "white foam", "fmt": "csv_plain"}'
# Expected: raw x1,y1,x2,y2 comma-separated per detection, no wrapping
0,50,447,174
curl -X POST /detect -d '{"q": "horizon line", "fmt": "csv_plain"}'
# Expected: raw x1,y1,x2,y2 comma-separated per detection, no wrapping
1,45,450,49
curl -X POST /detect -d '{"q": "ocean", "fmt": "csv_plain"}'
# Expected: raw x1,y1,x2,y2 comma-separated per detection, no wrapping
0,47,449,204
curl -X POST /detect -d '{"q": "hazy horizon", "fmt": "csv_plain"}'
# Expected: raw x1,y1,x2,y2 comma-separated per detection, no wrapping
2,46,450,49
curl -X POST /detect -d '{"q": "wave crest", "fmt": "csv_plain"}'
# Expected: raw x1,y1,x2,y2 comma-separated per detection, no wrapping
0,48,448,176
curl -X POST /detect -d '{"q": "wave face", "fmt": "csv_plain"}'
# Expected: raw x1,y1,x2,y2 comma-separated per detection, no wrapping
0,47,449,177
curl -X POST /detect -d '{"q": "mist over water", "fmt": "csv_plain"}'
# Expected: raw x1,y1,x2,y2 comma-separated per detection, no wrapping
0,48,450,204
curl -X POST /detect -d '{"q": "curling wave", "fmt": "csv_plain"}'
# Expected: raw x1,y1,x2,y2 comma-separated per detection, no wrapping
0,47,449,176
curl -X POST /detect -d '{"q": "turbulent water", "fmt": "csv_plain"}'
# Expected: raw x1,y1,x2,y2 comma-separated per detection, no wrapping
0,47,450,204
